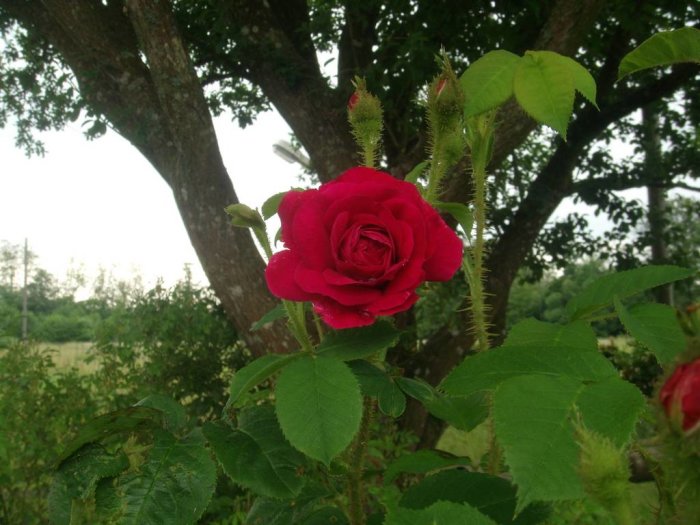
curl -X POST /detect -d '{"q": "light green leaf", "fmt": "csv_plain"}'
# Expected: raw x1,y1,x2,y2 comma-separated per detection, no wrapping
549,53,597,108
385,500,498,525
494,375,585,511
384,450,470,485
514,51,575,139
398,469,549,524
275,355,363,464
405,160,429,185
494,374,645,511
316,320,400,361
251,303,287,331
565,265,695,321
441,321,615,397
433,201,474,238
226,203,265,229
94,428,216,525
203,406,306,499
614,299,686,365
227,353,300,408
461,50,521,117
378,379,406,418
618,27,700,80
49,444,129,525
261,191,288,220
576,377,645,447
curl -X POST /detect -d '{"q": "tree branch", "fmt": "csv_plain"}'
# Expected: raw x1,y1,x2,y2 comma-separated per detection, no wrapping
338,2,380,91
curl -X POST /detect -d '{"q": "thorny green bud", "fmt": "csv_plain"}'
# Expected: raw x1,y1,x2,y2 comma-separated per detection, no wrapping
577,426,635,525
348,77,383,167
225,203,265,230
427,56,464,136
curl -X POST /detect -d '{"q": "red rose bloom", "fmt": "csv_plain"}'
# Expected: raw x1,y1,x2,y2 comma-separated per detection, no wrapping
659,357,700,435
265,167,463,329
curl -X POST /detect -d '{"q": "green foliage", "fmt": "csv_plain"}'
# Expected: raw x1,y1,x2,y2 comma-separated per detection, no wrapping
385,500,497,525
203,405,306,499
275,354,363,465
461,50,520,118
316,320,400,360
227,353,300,408
618,27,700,80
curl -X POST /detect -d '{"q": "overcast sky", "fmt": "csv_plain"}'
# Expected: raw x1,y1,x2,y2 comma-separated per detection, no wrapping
0,111,301,290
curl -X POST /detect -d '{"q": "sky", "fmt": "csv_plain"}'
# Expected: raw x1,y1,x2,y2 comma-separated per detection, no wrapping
0,111,302,291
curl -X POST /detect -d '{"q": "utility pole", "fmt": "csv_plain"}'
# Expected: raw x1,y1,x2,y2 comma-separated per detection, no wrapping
21,238,29,341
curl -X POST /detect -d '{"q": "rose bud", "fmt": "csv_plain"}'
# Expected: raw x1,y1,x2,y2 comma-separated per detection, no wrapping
659,357,700,436
264,167,463,329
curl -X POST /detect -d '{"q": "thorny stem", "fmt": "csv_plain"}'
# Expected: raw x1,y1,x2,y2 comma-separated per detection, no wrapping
348,399,375,525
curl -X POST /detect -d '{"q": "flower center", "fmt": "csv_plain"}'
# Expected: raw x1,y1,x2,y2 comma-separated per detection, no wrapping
339,225,394,278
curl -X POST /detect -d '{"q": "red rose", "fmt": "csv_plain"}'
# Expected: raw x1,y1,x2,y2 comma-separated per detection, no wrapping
265,167,463,329
659,357,700,435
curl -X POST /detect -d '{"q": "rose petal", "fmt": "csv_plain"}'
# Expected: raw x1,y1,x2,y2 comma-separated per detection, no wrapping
265,250,314,301
291,193,333,269
295,266,382,305
423,218,463,281
365,291,417,315
313,299,375,329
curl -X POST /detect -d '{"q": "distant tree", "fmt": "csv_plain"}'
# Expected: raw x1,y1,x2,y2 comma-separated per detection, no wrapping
1,1,697,441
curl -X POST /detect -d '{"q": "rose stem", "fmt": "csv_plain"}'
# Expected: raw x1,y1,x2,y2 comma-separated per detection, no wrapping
348,398,374,525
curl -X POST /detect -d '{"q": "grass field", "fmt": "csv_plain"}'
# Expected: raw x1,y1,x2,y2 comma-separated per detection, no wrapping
40,341,97,373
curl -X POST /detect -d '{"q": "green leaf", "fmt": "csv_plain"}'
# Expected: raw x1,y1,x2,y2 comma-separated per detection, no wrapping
405,160,429,185
228,353,301,408
398,378,489,431
316,320,400,361
618,27,700,80
565,265,695,321
251,303,287,331
49,444,129,525
135,394,187,432
398,469,549,525
348,359,393,397
203,405,306,499
225,203,266,229
59,406,164,462
539,51,598,108
514,51,575,139
614,299,686,365
94,428,216,525
441,321,615,398
275,354,363,464
461,50,521,117
378,378,406,418
494,375,585,511
299,507,349,525
261,191,288,220
385,500,498,525
494,374,645,511
384,450,470,485
433,201,474,238
245,483,330,525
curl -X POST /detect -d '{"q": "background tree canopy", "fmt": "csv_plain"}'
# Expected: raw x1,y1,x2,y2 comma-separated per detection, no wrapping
1,0,698,441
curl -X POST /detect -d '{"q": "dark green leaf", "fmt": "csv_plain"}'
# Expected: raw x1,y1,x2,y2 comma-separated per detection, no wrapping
317,320,400,361
461,50,521,117
614,299,686,365
404,160,429,185
299,507,349,525
59,406,164,462
348,359,393,397
378,379,406,418
251,303,287,331
94,428,216,525
618,27,700,80
135,394,187,432
49,444,129,525
228,353,300,408
434,201,474,238
565,265,695,321
385,500,497,525
203,406,306,499
384,450,470,485
276,355,363,464
399,469,549,524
